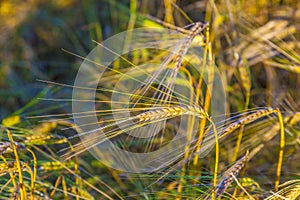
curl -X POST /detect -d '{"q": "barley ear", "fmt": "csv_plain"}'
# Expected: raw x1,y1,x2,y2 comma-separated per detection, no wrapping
215,150,249,198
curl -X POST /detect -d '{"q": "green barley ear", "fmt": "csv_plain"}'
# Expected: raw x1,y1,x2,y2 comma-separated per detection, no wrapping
39,161,75,172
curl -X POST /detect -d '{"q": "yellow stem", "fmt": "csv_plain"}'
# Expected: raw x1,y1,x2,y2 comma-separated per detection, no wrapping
232,92,250,162
208,118,219,200
275,108,285,191
26,148,37,199
6,129,27,200
193,26,212,165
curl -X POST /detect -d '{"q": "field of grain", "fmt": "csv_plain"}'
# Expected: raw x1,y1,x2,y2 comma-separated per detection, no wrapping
0,0,299,199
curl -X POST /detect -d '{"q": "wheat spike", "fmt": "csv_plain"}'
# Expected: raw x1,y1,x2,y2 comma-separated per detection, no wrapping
198,108,279,158
137,105,208,123
282,180,300,200
0,161,28,177
39,161,75,171
134,22,208,107
215,150,249,198
0,142,26,156
32,121,57,134
285,185,300,200
173,22,207,69
24,134,67,145
71,186,95,200
265,180,300,200
220,108,277,139
63,104,208,160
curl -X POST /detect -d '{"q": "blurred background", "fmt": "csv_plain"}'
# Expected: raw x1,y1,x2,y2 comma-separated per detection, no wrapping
1,0,299,119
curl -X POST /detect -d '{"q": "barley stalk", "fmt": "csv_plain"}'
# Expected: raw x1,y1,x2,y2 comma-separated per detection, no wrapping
179,23,212,199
